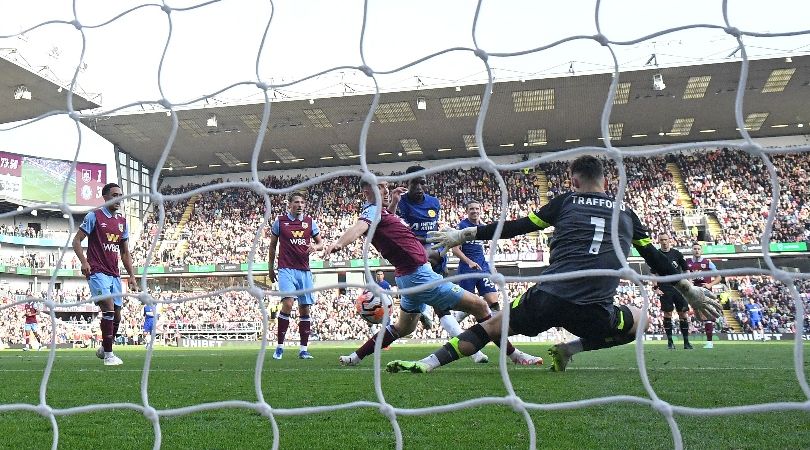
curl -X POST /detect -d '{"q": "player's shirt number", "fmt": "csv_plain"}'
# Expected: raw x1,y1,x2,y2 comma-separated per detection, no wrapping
589,216,605,254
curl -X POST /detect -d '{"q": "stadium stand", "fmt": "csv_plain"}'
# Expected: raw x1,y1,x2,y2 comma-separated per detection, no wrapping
727,276,810,334
120,151,810,269
131,169,547,267
541,156,691,246
10,276,806,348
676,149,810,245
3,152,809,348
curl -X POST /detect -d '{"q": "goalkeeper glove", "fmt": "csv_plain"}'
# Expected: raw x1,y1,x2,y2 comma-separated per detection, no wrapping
426,227,478,256
674,279,723,320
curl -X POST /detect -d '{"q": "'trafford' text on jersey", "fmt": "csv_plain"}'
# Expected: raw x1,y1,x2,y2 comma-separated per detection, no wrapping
532,192,650,304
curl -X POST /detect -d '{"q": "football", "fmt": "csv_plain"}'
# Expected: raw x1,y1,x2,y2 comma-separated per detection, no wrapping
355,290,392,324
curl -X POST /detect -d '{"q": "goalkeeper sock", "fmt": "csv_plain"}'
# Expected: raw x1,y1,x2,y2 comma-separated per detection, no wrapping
299,315,311,348
680,319,690,343
356,324,400,360
704,321,714,341
663,317,674,342
277,313,290,345
428,324,491,367
475,314,516,356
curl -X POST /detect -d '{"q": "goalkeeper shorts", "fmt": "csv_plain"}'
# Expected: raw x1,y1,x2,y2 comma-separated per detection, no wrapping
508,284,634,340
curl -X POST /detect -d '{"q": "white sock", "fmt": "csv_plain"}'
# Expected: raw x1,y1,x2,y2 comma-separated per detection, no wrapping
420,354,440,371
350,352,360,363
104,351,113,358
439,315,464,337
300,345,308,352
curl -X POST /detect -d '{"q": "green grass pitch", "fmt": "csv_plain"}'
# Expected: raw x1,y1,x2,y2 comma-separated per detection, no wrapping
21,163,75,204
1,342,808,449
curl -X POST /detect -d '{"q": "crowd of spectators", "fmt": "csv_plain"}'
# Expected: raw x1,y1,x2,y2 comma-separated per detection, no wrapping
0,287,94,348
0,251,81,270
677,149,810,245
7,150,809,271
134,157,689,264
727,276,810,334
0,224,41,238
4,152,810,348
541,156,690,246
131,169,547,267
0,224,71,241
130,184,198,264
8,274,808,349
772,154,810,243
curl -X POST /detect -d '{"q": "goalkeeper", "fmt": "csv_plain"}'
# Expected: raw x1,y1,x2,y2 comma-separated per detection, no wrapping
388,156,722,374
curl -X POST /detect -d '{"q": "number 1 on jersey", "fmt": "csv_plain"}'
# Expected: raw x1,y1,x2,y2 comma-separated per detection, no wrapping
589,216,605,254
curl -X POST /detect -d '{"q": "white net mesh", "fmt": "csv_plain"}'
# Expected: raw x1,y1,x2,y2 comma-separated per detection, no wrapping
1,1,809,449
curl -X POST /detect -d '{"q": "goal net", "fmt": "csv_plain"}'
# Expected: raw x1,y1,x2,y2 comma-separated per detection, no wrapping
0,1,808,449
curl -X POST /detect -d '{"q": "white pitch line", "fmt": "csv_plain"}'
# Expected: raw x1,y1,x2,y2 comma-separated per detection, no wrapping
0,366,795,373
1,353,229,359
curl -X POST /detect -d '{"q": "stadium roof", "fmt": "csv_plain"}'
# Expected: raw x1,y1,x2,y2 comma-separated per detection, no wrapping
81,55,810,176
0,55,100,125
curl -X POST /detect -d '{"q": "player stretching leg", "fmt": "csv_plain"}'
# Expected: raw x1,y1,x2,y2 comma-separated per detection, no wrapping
388,156,721,374
72,183,138,366
324,179,542,367
268,192,323,360
390,166,488,363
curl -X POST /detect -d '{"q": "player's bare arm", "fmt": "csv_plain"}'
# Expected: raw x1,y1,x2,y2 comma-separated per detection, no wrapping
322,220,369,257
72,228,91,277
386,186,407,214
119,239,138,291
451,246,480,271
705,274,722,289
267,233,279,283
